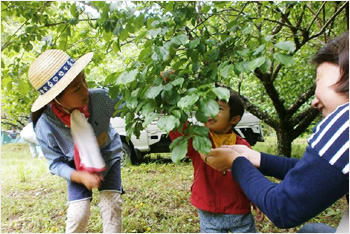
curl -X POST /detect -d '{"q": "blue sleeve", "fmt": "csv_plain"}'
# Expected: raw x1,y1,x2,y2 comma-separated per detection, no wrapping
35,113,75,181
259,153,298,180
231,147,348,228
36,131,74,181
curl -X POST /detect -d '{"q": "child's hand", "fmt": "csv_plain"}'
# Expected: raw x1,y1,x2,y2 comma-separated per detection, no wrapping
71,170,104,190
254,206,265,222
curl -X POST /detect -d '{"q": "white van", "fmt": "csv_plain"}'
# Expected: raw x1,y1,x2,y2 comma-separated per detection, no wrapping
110,112,264,165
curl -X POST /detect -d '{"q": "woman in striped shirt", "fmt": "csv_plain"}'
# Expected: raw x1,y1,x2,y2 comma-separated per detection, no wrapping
201,32,349,232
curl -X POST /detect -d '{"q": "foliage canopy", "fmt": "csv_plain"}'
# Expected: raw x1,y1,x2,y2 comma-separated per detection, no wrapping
1,1,348,159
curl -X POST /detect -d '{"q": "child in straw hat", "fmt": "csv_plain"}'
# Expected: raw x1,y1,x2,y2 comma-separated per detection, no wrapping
28,49,123,233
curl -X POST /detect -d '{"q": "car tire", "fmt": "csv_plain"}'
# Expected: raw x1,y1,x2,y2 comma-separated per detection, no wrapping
133,148,143,164
241,128,259,146
121,142,132,166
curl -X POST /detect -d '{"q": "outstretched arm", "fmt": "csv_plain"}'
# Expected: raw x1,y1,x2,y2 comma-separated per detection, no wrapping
231,147,348,228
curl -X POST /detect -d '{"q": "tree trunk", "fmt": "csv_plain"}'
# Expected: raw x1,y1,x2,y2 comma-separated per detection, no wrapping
276,129,292,157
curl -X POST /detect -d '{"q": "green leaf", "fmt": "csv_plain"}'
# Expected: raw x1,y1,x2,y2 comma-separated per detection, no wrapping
177,94,199,110
192,61,200,73
145,85,163,99
208,48,219,61
69,18,78,25
227,20,238,31
212,87,230,102
70,3,78,18
235,61,248,73
170,138,188,163
171,34,188,45
196,98,219,123
135,30,147,44
103,32,113,41
273,53,295,65
116,69,138,85
126,23,135,33
171,110,181,119
18,80,29,95
242,25,253,34
192,125,209,136
237,48,250,56
138,48,151,61
126,96,138,109
134,14,144,29
157,115,179,132
141,102,156,116
2,77,12,89
205,99,219,118
112,41,120,53
24,42,33,52
187,38,200,49
253,45,265,56
265,35,274,41
148,28,162,38
247,56,266,71
195,109,209,123
193,136,212,154
119,29,129,41
105,72,118,85
274,41,296,53
171,78,184,87
142,113,159,128
219,64,234,78
260,58,272,73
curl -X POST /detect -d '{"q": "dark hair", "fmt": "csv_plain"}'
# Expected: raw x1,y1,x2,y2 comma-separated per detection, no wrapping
312,31,349,96
227,89,245,119
215,83,245,119
31,105,47,128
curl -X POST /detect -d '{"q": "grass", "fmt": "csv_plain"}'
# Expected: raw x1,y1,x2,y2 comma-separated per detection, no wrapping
1,139,346,233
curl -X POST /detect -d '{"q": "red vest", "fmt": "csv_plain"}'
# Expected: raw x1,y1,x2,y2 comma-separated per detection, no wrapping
169,130,252,214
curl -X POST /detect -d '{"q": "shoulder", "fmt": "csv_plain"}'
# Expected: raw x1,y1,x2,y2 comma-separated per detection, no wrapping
88,88,113,104
308,103,349,175
89,88,109,98
35,106,66,134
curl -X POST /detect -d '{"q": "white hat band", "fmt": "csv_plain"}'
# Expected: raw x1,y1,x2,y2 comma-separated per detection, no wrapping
37,57,76,95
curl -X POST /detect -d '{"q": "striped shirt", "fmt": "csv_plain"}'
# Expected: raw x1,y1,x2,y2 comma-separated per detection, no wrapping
35,88,123,181
308,102,349,175
231,102,349,228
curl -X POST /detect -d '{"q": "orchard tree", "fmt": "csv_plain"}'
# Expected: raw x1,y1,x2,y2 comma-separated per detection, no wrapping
1,1,348,160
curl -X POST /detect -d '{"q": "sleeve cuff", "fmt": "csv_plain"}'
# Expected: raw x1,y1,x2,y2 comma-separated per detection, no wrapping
59,166,75,181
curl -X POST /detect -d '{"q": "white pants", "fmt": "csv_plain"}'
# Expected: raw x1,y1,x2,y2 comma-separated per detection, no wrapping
65,191,122,233
28,143,44,158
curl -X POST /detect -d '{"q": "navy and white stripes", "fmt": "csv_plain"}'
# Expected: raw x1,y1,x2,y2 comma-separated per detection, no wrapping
308,103,349,175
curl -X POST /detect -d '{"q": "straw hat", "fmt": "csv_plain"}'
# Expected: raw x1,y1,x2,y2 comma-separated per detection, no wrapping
28,49,93,112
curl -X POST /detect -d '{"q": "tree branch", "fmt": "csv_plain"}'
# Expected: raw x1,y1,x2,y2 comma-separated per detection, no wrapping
309,1,348,40
291,107,319,140
253,69,287,121
306,1,326,32
286,85,315,117
239,95,279,129
43,18,99,27
296,4,307,28
271,64,282,83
